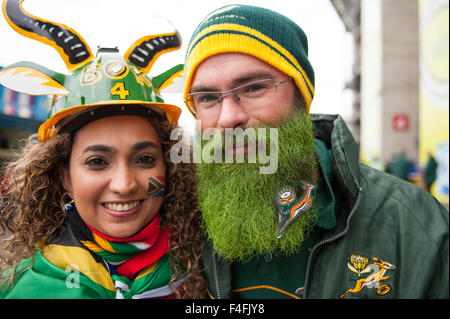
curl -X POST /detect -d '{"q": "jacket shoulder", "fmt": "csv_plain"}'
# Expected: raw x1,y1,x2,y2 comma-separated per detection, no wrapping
358,163,448,245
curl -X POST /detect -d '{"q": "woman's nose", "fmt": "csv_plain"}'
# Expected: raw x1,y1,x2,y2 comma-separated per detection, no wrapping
109,164,138,195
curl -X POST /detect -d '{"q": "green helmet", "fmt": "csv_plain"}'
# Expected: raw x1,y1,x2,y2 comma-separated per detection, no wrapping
0,0,183,141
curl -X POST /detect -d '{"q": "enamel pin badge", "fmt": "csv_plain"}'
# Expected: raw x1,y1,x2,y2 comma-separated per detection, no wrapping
275,180,316,238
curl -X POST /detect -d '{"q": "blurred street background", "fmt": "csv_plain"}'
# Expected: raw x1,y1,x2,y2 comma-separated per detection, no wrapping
0,0,448,209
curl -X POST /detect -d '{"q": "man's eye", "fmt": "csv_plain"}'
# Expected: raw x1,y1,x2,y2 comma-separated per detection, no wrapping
242,84,269,96
247,84,264,92
195,94,219,105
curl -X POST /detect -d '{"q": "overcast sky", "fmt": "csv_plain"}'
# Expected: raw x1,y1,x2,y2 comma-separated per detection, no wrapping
0,0,354,130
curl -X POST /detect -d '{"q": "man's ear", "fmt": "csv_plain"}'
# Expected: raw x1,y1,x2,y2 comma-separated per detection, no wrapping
60,165,73,198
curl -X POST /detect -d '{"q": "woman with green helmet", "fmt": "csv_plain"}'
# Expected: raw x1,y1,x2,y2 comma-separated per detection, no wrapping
0,0,206,299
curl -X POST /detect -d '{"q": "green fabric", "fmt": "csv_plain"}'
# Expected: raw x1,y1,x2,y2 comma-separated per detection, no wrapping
231,235,318,298
0,248,173,299
111,254,173,299
0,213,175,299
312,138,339,230
95,246,137,264
1,250,114,299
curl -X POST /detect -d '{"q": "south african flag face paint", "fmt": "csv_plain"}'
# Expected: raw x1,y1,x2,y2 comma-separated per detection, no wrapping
148,176,166,197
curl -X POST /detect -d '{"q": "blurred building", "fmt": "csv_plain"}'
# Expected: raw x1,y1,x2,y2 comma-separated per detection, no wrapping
330,0,361,145
0,66,49,163
331,0,448,207
418,0,449,205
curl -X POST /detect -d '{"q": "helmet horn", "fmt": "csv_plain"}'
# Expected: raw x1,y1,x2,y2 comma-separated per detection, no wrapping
2,0,94,71
124,30,181,75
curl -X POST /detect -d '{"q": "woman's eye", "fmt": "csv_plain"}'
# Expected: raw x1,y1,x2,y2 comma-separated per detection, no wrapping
136,155,155,166
85,157,108,169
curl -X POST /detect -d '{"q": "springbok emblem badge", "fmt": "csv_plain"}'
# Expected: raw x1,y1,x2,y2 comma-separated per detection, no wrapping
275,180,316,238
0,0,184,141
340,255,396,298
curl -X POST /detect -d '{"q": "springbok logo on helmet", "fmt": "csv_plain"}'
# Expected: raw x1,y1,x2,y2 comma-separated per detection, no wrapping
0,0,184,141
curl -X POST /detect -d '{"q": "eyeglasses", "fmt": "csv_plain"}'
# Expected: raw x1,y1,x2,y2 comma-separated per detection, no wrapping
185,78,291,115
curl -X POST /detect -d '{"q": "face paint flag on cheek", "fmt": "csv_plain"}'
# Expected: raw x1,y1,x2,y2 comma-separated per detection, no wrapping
148,176,166,197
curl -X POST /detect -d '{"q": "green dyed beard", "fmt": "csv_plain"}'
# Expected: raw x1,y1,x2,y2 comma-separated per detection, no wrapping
196,110,319,262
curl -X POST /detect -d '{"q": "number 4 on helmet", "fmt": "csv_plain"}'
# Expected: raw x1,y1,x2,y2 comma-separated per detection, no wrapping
0,0,184,141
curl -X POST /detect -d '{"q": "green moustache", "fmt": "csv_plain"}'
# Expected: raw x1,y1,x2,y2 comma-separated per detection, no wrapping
196,110,319,262
197,124,279,174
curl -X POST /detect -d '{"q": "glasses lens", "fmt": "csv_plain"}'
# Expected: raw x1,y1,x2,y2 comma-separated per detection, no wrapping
188,78,284,112
238,79,274,99
191,92,221,109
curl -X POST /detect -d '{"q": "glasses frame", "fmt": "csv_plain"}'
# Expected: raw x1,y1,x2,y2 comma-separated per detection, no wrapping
185,77,292,115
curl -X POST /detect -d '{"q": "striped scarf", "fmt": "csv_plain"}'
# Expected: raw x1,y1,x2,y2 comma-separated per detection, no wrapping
69,211,179,298
81,213,170,279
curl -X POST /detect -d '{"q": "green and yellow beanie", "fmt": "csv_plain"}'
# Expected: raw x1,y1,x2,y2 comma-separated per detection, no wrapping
183,4,315,115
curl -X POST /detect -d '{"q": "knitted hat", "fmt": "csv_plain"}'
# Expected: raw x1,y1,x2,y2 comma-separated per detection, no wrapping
183,4,315,115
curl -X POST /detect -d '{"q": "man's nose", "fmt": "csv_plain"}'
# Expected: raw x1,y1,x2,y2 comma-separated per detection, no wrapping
109,164,138,195
217,94,249,129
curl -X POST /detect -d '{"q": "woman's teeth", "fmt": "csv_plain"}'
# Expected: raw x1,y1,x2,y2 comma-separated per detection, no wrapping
104,201,140,212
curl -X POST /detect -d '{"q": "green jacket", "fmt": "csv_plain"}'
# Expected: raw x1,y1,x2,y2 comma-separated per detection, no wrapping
1,213,175,299
202,114,449,299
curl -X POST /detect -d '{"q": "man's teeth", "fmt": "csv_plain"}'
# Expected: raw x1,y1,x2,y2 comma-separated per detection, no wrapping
104,201,140,212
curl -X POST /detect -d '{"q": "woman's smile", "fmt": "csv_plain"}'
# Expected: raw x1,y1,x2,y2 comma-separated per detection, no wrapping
102,200,143,212
101,199,146,218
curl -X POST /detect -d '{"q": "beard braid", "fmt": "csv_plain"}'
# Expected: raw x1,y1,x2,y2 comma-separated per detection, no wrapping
196,109,319,262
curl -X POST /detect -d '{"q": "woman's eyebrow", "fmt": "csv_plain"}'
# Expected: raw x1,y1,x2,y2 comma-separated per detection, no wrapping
133,141,160,151
83,144,114,154
82,141,159,154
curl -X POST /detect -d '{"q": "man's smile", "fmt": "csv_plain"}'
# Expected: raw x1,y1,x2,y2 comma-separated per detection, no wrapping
224,143,257,156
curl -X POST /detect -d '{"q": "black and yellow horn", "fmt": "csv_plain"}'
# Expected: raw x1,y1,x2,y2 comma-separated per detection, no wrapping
2,0,94,71
124,31,181,75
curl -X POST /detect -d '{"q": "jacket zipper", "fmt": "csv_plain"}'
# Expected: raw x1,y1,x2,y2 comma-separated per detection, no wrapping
303,186,363,299
211,245,222,299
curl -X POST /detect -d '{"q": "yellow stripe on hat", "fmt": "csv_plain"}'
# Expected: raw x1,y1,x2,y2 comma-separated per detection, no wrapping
187,23,314,92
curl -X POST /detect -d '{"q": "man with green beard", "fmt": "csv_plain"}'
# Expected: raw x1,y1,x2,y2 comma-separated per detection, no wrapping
183,5,449,299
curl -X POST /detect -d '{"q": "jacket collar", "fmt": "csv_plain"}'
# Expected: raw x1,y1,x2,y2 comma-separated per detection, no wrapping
313,138,338,230
310,114,361,199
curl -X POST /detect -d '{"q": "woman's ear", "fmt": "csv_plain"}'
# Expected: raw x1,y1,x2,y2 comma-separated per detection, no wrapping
60,165,73,198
